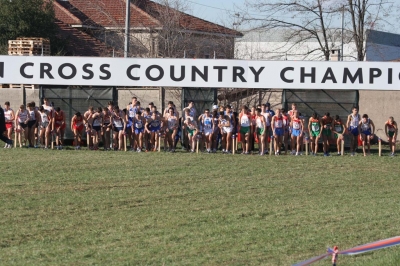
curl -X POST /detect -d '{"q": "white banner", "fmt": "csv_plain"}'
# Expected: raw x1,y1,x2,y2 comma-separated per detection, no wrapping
0,55,399,90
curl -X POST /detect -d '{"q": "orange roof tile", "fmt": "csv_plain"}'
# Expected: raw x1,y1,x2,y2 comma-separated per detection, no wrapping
55,20,121,56
54,0,241,36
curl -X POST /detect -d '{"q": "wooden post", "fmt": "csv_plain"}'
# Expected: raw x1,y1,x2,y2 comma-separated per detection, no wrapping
341,138,345,156
124,134,127,152
269,136,273,156
305,137,309,156
378,138,382,157
14,129,17,148
86,131,90,149
232,134,236,155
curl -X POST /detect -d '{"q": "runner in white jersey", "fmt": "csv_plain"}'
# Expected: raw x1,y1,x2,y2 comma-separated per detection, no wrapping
239,105,251,154
359,114,375,156
3,102,14,148
261,103,271,154
15,104,30,147
38,106,51,148
91,107,103,150
84,106,95,149
201,109,213,153
346,107,361,156
164,107,179,152
42,98,54,145
111,105,126,151
255,108,267,155
27,102,39,148
218,111,232,153
184,108,198,153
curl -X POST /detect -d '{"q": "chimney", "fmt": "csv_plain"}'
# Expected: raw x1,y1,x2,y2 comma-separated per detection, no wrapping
330,49,341,61
132,0,148,9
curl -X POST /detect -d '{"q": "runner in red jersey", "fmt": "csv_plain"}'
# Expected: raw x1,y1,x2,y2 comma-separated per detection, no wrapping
281,108,290,154
71,112,85,150
52,107,66,150
271,109,284,155
385,116,398,156
3,101,14,148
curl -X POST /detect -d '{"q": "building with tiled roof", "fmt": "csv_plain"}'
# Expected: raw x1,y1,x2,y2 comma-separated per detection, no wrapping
53,0,242,58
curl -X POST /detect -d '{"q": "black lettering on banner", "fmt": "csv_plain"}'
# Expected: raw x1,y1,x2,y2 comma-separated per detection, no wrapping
40,63,54,79
0,62,3,78
388,68,392,84
100,64,111,80
82,64,94,80
146,65,164,81
170,65,185,81
369,68,382,84
280,67,294,83
249,67,265,82
213,66,228,82
192,66,208,82
300,67,316,83
343,68,363,84
20,62,34,79
127,64,140,80
321,67,337,83
233,67,246,82
58,63,77,79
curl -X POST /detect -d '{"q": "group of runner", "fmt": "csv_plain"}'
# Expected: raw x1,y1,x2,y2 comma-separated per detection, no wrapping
1,98,398,156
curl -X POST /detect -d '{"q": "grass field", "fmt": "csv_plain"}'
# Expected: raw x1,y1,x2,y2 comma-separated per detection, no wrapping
1,145,400,265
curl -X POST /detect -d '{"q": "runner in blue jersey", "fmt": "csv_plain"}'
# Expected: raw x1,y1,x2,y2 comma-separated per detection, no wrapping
146,111,161,151
132,111,146,152
359,114,375,156
346,107,361,156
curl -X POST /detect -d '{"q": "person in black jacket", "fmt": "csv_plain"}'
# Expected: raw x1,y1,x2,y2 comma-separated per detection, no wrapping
0,104,13,147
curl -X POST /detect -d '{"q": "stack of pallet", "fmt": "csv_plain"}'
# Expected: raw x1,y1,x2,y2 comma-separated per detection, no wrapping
8,37,50,56
6,37,50,89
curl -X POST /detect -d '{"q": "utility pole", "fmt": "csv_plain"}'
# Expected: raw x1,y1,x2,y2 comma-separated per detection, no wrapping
341,5,344,61
124,0,131,58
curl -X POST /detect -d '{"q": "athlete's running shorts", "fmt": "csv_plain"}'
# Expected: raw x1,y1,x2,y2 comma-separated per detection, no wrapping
311,130,320,137
362,130,371,136
135,128,144,135
27,120,36,128
73,125,84,131
349,126,359,136
322,129,332,136
274,128,284,136
150,126,161,132
257,128,264,135
292,129,301,137
240,126,250,134
114,126,123,132
93,126,101,132
5,123,13,130
187,128,195,136
204,129,213,136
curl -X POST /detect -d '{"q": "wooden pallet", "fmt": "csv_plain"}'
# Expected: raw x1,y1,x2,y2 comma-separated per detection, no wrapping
9,84,38,89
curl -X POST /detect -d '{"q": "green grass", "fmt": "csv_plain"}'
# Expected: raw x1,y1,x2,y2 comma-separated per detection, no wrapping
1,145,400,265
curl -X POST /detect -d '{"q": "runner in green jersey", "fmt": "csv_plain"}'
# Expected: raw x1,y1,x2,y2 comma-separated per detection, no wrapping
308,112,322,156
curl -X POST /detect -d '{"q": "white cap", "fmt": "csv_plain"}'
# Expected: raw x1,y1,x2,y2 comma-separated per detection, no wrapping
212,105,218,109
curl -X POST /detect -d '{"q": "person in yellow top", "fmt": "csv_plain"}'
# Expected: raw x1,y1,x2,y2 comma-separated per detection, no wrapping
384,116,397,156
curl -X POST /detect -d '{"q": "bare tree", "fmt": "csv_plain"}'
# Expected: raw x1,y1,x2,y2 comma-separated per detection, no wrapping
242,0,342,61
242,0,394,61
347,0,393,61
